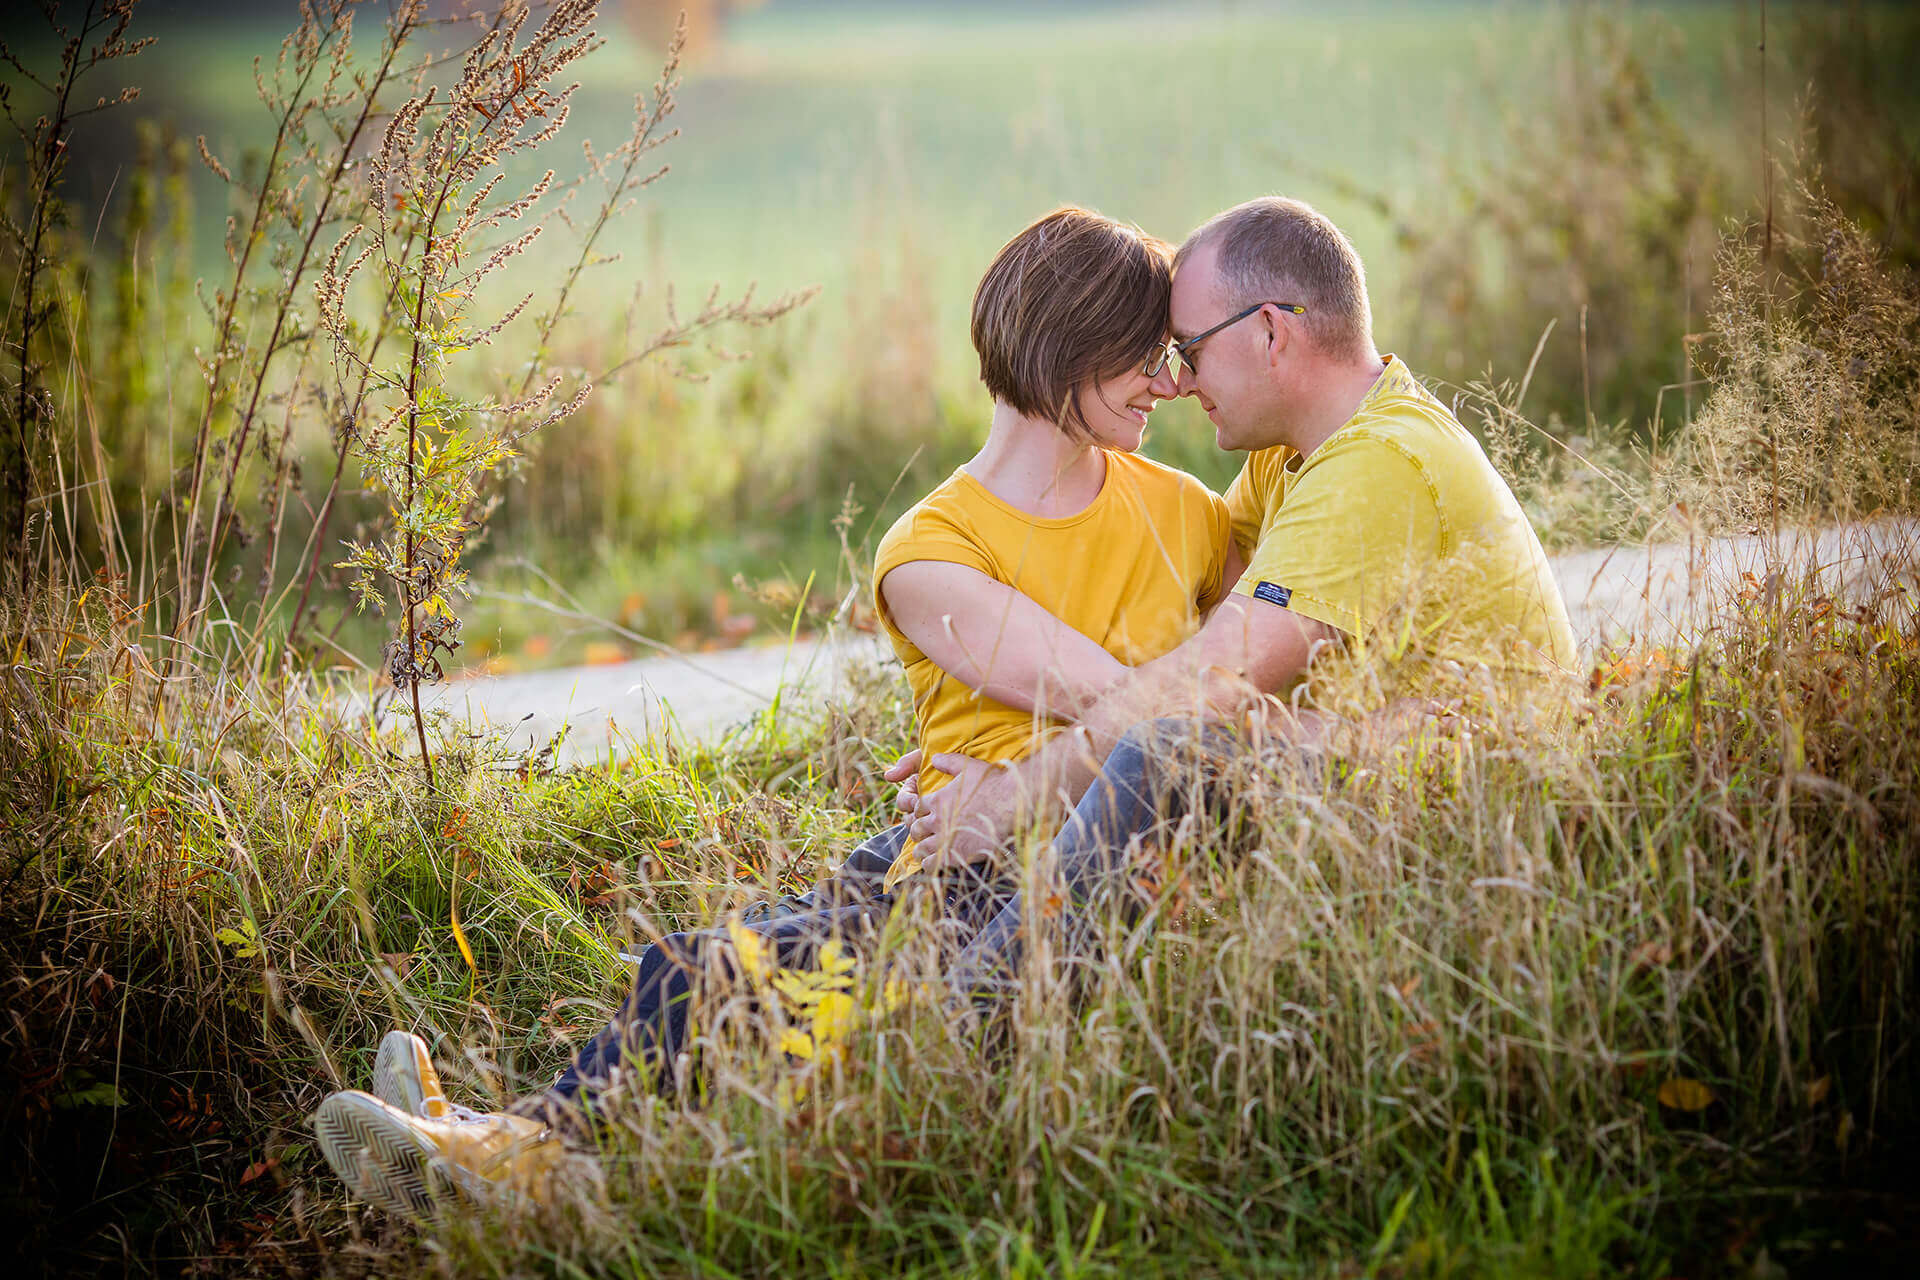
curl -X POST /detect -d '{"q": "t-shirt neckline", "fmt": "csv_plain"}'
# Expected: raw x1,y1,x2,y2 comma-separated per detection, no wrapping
1306,354,1410,460
953,448,1121,529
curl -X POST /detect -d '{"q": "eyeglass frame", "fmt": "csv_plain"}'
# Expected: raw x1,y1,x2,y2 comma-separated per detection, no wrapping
1142,301,1308,377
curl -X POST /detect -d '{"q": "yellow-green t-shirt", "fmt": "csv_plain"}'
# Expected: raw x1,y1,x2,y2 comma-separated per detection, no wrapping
874,450,1232,887
1225,355,1576,682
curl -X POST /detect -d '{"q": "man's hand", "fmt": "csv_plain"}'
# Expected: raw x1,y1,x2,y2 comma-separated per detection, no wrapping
1244,698,1336,751
882,748,922,819
907,752,1021,869
1195,662,1268,724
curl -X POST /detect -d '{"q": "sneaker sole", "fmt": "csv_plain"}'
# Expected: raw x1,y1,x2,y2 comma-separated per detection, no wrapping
371,1030,431,1116
313,1092,478,1219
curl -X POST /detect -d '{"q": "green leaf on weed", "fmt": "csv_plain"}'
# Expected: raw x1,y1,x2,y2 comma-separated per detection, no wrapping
54,1079,126,1109
216,917,261,959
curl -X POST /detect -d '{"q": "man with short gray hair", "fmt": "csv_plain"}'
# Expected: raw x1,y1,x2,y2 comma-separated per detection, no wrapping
910,195,1576,986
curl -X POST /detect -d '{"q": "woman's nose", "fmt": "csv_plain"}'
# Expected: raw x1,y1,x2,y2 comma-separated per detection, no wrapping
1148,364,1181,399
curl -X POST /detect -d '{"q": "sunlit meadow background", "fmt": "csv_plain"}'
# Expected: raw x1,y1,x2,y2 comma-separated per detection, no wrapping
3,1,1919,1277
39,0,1911,665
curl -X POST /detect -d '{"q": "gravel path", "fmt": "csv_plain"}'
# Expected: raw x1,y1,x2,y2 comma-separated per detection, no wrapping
400,520,1916,766
412,630,887,766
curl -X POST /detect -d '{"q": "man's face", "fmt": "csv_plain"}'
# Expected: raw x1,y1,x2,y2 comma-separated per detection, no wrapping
1169,242,1285,453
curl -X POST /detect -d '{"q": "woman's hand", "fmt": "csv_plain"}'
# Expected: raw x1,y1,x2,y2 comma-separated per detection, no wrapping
883,748,922,819
909,752,1022,869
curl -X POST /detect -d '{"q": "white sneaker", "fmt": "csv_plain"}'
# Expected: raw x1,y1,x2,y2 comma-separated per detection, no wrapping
370,1029,451,1119
312,1089,565,1220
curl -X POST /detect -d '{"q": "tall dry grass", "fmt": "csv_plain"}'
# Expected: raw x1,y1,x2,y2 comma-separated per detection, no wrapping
1662,184,1920,532
5,176,1920,1276
4,509,1915,1275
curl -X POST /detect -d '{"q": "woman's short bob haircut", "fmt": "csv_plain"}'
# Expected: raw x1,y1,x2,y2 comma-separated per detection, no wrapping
971,207,1172,441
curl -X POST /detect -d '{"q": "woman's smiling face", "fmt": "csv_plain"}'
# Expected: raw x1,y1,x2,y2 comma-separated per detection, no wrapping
1076,348,1183,451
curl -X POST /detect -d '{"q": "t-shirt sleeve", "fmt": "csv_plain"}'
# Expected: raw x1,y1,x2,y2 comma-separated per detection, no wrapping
871,503,995,649
1233,435,1443,638
1222,456,1266,558
1195,483,1234,612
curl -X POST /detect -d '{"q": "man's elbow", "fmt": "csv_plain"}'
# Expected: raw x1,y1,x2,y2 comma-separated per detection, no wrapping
1052,654,1130,719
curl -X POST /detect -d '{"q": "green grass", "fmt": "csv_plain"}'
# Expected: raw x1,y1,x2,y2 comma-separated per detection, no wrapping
119,2,1906,319
5,541,1917,1276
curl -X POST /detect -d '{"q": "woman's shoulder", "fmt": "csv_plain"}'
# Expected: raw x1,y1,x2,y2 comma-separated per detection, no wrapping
1107,449,1224,504
875,470,989,565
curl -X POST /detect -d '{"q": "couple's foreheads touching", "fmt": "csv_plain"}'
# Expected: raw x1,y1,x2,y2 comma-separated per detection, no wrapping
972,197,1382,460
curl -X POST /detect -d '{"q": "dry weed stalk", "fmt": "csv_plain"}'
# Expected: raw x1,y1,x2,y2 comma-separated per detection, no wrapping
0,0,150,589
1668,183,1920,532
462,15,814,538
313,5,811,781
318,0,596,782
167,0,358,653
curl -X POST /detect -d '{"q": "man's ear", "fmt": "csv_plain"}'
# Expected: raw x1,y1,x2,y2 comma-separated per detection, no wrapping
1263,305,1290,367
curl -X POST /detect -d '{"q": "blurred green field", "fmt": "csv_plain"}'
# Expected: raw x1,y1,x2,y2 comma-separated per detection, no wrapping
138,1,1772,351
24,0,1920,669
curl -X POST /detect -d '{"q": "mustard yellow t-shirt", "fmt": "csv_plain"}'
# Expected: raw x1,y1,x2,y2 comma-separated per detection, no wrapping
874,449,1232,887
1225,356,1576,682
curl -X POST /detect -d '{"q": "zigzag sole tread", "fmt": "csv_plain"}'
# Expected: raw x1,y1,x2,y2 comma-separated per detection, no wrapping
314,1095,469,1219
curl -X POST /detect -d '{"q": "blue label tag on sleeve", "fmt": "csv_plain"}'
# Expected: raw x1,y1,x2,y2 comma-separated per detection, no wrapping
1252,580,1292,608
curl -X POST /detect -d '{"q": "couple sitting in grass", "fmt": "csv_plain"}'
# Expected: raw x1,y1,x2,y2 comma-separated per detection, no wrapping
314,197,1577,1218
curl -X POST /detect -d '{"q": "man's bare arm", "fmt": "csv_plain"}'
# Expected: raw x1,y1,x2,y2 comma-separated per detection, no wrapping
910,595,1341,863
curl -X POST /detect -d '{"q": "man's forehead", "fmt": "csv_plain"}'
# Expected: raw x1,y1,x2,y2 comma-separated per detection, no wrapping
1169,243,1224,334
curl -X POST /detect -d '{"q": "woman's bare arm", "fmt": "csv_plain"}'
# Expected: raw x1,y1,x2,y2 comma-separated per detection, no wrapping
879,560,1128,720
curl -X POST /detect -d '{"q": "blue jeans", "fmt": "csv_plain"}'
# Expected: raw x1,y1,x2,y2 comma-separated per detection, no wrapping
948,718,1243,993
512,823,1011,1127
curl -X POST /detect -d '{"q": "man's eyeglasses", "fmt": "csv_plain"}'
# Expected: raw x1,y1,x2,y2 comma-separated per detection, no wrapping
1142,301,1307,377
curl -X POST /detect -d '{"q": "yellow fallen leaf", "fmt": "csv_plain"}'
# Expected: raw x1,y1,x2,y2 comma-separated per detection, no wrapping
772,966,850,1006
583,641,627,666
811,990,858,1049
1806,1075,1832,1106
1836,1110,1854,1152
1657,1077,1715,1111
817,939,856,977
726,922,772,981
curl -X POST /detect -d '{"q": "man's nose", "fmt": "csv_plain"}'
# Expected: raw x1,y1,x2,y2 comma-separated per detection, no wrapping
1173,363,1198,397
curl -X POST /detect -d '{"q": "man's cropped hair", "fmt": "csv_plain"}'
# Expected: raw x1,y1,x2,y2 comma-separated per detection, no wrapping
1177,197,1373,363
973,206,1173,441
